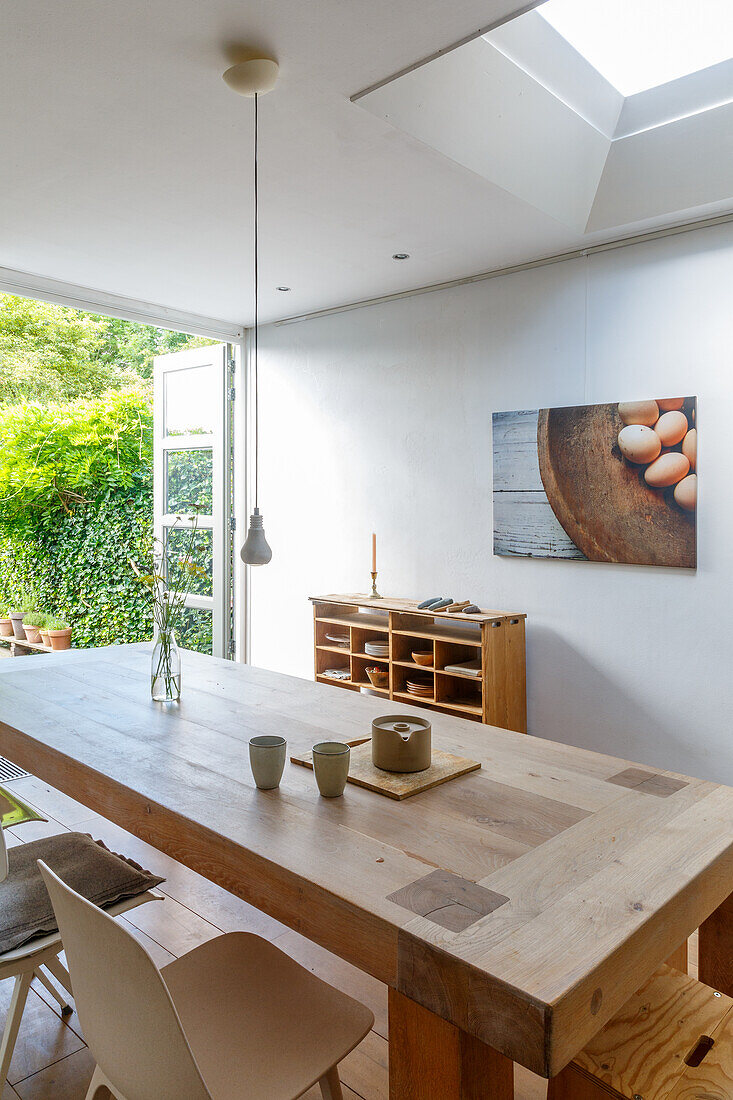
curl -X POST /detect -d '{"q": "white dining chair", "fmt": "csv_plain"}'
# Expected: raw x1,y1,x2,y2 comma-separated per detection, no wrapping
38,859,375,1100
0,825,161,1086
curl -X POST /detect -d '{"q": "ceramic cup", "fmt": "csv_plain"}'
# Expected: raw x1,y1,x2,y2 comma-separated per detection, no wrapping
249,735,287,790
312,741,350,798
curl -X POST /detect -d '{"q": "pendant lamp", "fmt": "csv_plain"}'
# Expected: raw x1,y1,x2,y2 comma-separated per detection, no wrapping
223,57,278,566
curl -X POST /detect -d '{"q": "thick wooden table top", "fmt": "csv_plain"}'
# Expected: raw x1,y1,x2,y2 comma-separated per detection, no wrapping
0,645,731,1077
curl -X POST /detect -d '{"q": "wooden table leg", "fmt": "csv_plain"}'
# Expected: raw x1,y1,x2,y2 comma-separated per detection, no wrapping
547,1066,607,1099
699,890,733,996
388,987,514,1099
664,939,688,973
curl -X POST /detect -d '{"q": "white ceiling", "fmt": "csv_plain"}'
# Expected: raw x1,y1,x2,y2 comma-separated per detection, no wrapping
361,11,733,239
2,0,730,328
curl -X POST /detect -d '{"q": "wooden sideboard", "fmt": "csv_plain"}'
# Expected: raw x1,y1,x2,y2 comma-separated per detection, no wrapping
310,594,527,732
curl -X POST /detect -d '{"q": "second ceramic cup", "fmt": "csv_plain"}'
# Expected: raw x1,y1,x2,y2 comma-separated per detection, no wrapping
312,741,350,797
249,735,287,790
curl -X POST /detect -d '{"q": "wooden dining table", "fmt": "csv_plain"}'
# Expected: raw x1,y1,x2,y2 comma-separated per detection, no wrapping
0,643,731,1097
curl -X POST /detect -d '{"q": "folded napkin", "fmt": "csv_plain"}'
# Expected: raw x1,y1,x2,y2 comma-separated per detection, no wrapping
0,832,164,954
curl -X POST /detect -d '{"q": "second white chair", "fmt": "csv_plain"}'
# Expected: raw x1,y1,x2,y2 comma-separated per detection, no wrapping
39,859,375,1100
0,824,161,1087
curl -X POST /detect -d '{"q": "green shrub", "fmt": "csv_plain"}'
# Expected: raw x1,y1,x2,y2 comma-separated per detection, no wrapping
0,387,152,535
45,615,70,630
22,611,49,628
0,489,153,648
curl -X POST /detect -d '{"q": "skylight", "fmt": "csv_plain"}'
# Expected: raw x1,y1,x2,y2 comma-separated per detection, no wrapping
538,0,733,96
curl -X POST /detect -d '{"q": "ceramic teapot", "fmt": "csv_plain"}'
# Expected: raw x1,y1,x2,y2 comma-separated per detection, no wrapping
371,715,431,773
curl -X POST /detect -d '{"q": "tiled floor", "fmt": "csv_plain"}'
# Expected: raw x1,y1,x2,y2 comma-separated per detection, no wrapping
0,774,699,1099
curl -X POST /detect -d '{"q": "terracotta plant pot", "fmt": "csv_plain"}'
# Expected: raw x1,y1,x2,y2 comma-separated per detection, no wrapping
48,628,72,651
23,624,42,644
39,629,51,647
0,618,12,638
9,612,27,640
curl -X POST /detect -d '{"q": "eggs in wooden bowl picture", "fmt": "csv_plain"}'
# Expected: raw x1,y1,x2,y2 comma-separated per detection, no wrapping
492,397,697,568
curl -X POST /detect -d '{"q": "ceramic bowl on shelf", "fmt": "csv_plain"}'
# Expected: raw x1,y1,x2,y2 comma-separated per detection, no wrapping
325,633,349,648
366,666,389,689
411,650,432,667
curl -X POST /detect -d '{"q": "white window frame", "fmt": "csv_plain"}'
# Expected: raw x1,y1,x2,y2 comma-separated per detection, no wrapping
153,343,230,658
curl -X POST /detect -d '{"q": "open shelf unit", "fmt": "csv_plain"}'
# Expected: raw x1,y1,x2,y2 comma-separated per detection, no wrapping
311,594,527,731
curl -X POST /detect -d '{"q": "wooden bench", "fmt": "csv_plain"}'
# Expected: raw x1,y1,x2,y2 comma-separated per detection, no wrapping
548,964,733,1099
0,636,53,657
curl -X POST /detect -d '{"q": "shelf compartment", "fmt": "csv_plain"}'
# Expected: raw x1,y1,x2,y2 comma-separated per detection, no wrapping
391,632,433,667
353,681,390,696
352,654,390,692
433,697,483,716
393,661,434,706
435,671,482,715
316,674,361,693
394,691,435,708
392,625,481,647
352,625,392,660
312,601,359,619
315,647,350,681
315,618,351,650
434,639,483,676
393,659,436,673
439,667,482,681
315,612,389,631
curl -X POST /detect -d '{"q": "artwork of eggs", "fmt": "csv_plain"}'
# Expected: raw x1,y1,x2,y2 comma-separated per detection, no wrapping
492,395,697,569
617,425,662,464
617,399,697,509
674,474,697,512
654,411,688,447
644,451,690,488
618,400,659,427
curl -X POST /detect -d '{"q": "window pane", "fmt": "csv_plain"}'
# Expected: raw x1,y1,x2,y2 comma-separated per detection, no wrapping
164,363,219,435
164,527,213,598
177,607,213,655
166,449,213,515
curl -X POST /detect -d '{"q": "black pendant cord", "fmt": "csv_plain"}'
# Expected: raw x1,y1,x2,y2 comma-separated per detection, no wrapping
253,91,259,510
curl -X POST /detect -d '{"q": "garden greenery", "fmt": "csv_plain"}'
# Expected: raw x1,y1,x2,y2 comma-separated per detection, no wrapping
0,294,216,651
0,388,152,533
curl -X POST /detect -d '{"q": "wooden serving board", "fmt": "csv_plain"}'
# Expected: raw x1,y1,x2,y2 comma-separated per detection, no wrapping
537,403,696,568
290,740,480,800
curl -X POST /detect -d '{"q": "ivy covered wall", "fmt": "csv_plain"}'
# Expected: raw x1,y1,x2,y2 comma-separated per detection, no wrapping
0,490,152,648
0,293,215,652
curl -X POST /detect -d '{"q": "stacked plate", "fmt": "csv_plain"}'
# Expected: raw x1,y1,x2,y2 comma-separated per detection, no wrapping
365,640,389,658
325,632,349,648
405,677,432,698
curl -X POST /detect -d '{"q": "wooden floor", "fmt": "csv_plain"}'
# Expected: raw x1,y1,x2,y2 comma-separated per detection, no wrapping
0,774,699,1099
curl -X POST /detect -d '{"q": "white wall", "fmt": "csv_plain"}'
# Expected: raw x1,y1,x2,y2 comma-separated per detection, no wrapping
250,222,733,785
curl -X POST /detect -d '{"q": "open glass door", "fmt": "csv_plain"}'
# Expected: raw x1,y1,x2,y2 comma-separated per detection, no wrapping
153,343,232,658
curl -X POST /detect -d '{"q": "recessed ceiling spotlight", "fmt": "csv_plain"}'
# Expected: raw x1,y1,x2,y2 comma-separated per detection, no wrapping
276,286,291,291
392,253,410,260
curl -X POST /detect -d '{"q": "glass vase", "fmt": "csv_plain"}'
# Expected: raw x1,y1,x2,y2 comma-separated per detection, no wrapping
151,630,181,702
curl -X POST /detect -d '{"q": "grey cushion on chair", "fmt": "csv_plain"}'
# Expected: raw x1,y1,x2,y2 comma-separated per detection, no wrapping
0,832,164,953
